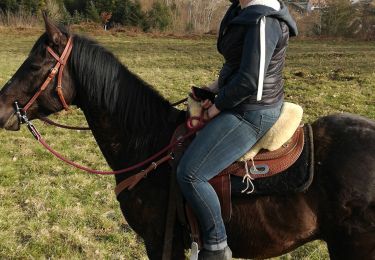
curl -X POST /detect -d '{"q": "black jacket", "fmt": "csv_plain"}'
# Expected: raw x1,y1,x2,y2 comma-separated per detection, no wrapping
215,0,298,111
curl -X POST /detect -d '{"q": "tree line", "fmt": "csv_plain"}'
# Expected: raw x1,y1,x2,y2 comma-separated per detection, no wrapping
0,0,229,32
0,0,177,31
0,0,374,38
294,0,375,39
320,0,375,39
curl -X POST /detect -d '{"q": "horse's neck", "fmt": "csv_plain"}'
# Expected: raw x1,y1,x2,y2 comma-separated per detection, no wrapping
79,99,179,180
70,37,180,178
81,107,124,169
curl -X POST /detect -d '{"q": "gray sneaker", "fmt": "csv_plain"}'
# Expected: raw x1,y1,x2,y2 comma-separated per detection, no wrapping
198,246,232,260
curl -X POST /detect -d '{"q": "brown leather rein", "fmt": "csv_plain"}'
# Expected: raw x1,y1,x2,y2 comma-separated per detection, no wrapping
14,37,197,188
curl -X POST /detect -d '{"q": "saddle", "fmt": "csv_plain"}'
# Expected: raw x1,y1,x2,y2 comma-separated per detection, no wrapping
171,101,315,249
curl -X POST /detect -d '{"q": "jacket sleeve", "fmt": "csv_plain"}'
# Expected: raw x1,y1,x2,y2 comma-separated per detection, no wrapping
214,18,282,111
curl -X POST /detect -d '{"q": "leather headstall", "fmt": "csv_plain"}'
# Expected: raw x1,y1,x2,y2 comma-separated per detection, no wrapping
21,36,73,114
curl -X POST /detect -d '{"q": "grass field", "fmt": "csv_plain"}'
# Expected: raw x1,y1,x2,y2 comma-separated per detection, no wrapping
0,27,374,259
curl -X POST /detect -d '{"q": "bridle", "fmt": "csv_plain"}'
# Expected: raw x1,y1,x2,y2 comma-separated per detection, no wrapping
17,35,89,130
16,36,73,118
14,35,75,137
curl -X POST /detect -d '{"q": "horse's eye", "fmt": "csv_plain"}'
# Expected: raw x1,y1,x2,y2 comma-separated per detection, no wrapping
30,64,41,71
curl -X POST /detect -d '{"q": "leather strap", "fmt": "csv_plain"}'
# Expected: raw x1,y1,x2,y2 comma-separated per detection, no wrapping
114,154,173,196
23,36,73,113
161,170,178,260
54,40,73,110
38,116,90,130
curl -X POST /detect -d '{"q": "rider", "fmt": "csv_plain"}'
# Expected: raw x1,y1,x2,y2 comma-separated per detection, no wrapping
176,0,298,259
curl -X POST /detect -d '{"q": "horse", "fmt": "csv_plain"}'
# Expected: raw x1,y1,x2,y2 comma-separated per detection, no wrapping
0,16,374,260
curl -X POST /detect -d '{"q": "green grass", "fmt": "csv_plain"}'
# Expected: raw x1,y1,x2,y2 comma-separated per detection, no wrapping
0,27,374,259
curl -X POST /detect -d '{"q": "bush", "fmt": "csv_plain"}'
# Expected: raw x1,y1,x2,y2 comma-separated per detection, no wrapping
61,8,85,25
355,0,375,40
0,0,43,14
0,8,38,27
146,2,172,31
319,0,375,39
63,0,86,15
0,0,19,13
320,0,356,37
111,0,145,27
44,0,64,22
86,1,100,23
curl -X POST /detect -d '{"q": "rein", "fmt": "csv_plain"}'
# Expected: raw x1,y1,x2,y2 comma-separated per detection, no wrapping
38,116,90,131
15,95,195,178
18,112,199,176
14,35,198,189
38,96,188,131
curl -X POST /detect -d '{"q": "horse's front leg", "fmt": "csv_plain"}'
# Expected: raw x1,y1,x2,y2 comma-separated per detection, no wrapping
117,179,186,260
144,223,186,260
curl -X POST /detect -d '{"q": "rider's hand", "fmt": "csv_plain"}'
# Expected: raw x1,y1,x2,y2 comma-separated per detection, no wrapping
203,103,220,121
201,99,213,109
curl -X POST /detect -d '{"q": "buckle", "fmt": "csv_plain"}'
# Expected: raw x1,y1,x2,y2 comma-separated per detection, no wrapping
14,101,27,124
14,101,40,140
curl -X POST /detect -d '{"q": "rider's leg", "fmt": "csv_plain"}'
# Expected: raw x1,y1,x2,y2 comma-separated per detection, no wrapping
177,105,281,254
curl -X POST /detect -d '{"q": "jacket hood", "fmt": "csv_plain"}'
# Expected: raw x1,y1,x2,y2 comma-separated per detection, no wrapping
230,0,298,36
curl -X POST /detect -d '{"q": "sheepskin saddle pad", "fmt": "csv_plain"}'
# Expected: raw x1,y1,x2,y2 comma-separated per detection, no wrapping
188,98,304,162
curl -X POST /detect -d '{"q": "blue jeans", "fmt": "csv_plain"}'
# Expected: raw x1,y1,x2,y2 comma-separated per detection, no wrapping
176,104,282,250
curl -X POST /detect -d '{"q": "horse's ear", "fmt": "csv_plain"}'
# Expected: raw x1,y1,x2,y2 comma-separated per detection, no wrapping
42,11,65,46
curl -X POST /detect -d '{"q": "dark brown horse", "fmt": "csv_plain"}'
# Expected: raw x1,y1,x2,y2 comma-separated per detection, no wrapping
0,17,374,260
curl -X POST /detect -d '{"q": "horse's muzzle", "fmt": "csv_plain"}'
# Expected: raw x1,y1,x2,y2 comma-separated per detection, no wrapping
0,103,20,130
4,113,20,131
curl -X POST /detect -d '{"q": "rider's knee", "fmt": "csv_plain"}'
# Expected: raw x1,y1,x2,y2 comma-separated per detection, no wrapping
176,159,200,185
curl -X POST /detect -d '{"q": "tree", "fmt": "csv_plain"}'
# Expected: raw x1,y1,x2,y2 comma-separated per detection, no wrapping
92,0,116,13
0,0,19,12
350,0,375,39
0,0,44,13
320,0,375,38
146,1,172,31
321,0,354,36
112,0,145,27
86,1,100,22
185,0,227,32
44,0,64,21
63,0,86,14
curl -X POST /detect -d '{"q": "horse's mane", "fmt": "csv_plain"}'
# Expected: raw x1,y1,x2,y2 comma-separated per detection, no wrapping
29,30,178,162
69,34,172,134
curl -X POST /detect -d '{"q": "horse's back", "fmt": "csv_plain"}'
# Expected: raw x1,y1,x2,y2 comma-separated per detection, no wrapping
312,113,375,136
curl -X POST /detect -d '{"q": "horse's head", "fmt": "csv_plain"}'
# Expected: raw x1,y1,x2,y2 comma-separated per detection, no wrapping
0,14,76,131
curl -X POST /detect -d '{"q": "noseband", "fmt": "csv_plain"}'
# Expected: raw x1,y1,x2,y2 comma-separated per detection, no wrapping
15,36,73,123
